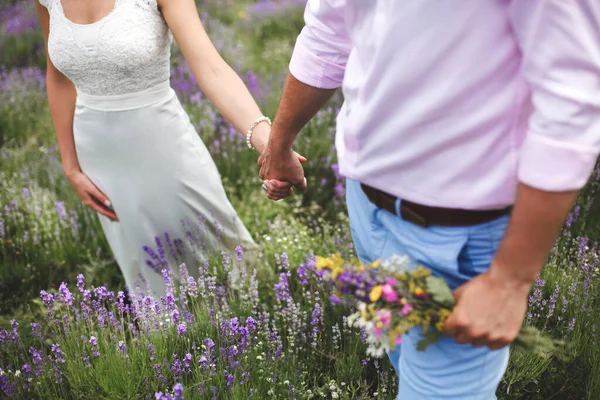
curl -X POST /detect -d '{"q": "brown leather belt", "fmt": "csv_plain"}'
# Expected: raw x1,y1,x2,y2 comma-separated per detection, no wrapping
360,184,512,228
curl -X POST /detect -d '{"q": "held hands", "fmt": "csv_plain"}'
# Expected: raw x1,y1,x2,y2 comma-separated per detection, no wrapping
252,126,307,201
442,264,532,350
66,170,118,221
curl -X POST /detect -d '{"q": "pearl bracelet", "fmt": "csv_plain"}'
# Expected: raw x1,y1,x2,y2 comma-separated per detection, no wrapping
246,116,272,150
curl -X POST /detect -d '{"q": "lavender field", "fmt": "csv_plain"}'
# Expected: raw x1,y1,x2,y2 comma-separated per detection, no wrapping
1,1,599,399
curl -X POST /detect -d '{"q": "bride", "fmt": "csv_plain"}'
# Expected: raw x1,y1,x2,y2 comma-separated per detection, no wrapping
34,0,297,297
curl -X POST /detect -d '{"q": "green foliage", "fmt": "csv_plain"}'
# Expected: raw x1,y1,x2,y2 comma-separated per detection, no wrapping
1,2,599,399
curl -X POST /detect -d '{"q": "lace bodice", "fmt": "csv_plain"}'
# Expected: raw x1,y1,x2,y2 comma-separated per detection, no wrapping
39,0,173,96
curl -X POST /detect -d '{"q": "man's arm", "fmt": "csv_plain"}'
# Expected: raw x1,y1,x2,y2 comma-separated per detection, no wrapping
444,0,600,349
259,0,352,198
258,75,335,196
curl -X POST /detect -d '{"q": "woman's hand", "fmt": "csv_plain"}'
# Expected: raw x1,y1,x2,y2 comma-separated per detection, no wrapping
251,123,308,201
66,171,118,221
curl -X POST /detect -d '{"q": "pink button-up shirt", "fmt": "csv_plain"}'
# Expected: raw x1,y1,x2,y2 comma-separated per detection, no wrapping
289,0,600,210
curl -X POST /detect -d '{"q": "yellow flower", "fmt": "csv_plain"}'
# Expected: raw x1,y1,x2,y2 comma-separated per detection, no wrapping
407,313,422,327
435,321,445,332
413,287,424,297
410,265,432,279
369,260,382,269
361,308,369,321
331,267,344,279
331,253,345,269
237,10,247,19
315,256,333,271
369,285,383,302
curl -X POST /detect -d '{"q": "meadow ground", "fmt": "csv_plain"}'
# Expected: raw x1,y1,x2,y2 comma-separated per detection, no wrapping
1,1,599,398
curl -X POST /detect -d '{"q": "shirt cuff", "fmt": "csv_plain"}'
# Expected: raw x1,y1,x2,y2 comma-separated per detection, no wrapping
289,40,346,90
518,131,599,191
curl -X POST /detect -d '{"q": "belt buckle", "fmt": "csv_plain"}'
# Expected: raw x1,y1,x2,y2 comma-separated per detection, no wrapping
400,203,429,228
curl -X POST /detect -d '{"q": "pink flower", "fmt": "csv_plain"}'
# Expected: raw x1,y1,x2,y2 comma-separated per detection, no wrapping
378,309,392,328
381,284,398,302
372,326,384,339
401,303,413,316
385,277,397,286
396,336,402,346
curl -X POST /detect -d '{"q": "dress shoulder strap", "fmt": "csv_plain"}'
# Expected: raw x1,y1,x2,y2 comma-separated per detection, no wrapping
133,0,161,14
38,0,52,9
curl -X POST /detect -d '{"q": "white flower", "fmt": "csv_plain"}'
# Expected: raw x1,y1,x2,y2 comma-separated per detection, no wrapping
15,370,21,377
283,380,290,385
267,389,274,395
256,355,263,360
331,393,339,399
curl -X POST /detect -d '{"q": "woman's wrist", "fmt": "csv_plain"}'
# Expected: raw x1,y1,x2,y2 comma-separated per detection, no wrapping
63,164,81,179
250,123,271,153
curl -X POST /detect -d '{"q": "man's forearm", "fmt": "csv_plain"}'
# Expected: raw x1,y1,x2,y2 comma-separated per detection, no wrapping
490,183,578,286
269,73,337,150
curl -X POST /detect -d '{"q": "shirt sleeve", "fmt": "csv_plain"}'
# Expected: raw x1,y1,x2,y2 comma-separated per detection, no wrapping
289,0,353,90
38,0,50,8
509,0,600,191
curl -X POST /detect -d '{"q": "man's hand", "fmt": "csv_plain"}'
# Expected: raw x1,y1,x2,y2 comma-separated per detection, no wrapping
258,142,307,201
442,266,531,350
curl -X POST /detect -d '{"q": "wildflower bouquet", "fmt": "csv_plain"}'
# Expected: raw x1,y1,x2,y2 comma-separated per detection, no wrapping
316,254,564,358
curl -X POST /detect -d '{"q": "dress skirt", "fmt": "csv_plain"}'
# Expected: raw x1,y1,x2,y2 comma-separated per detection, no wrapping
73,80,258,298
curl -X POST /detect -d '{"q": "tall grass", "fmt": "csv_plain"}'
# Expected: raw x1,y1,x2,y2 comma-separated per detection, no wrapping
1,1,599,398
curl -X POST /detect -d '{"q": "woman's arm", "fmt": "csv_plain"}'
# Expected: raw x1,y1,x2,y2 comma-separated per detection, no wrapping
158,0,274,153
34,1,117,220
35,1,79,176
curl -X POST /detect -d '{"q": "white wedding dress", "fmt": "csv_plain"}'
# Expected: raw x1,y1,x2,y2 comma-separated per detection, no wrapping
38,0,259,297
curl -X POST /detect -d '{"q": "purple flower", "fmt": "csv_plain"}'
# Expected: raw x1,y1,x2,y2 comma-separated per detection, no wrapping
148,344,156,361
297,264,308,285
54,201,66,218
90,336,99,357
118,341,127,355
94,286,109,301
59,282,74,306
230,317,239,334
172,309,181,324
77,274,85,293
40,290,55,308
246,316,256,332
31,322,42,339
329,295,342,305
274,273,291,302
183,353,192,373
177,323,187,336
52,343,66,364
174,382,184,399
235,246,243,262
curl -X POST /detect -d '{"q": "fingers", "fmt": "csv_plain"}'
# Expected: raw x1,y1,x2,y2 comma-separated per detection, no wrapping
294,177,308,192
293,151,307,164
84,182,118,221
86,182,112,209
444,312,514,349
263,180,293,201
84,196,119,221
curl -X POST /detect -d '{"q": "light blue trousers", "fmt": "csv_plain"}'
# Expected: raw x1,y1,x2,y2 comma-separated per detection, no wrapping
346,179,510,400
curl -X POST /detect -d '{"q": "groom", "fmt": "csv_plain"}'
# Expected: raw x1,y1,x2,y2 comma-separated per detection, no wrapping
258,1,600,399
